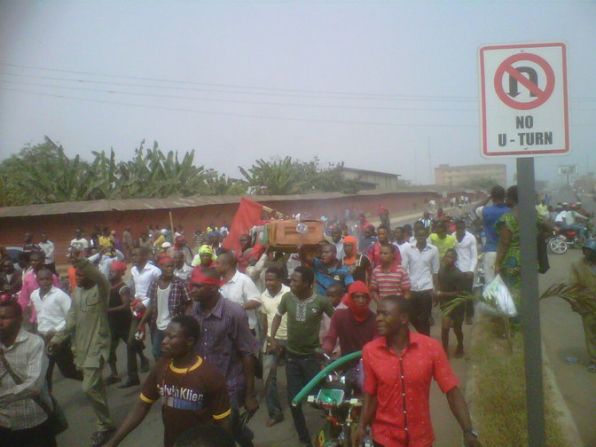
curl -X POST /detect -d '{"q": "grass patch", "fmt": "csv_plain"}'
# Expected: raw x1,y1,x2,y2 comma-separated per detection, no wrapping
469,317,567,447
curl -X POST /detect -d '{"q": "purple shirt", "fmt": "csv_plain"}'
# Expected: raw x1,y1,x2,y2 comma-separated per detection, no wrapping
192,296,258,405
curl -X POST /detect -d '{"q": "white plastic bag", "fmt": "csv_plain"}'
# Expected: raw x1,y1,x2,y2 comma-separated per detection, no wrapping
479,274,518,317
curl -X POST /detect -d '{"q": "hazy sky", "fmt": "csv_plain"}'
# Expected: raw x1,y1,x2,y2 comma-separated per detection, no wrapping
0,0,594,185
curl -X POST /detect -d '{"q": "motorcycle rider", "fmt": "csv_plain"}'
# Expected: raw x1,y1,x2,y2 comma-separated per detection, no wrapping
555,203,590,240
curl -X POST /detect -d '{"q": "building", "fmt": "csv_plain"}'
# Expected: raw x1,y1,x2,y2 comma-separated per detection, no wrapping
339,167,401,191
434,163,507,187
0,189,459,264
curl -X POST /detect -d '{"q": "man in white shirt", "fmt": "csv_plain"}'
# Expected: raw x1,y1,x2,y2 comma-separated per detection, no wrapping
30,268,82,391
125,246,161,387
217,252,262,332
454,221,478,277
401,227,440,336
172,250,192,282
88,248,125,279
329,226,345,261
556,204,590,239
454,220,478,324
70,228,90,253
38,233,56,274
259,266,290,427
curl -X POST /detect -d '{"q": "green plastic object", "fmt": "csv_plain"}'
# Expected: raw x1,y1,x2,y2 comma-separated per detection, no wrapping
291,350,362,407
316,388,345,405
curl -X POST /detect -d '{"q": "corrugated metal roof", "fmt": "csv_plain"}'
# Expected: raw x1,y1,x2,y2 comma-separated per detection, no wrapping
0,187,448,218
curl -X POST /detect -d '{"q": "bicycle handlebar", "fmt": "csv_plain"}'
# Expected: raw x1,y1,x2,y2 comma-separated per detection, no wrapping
291,350,362,407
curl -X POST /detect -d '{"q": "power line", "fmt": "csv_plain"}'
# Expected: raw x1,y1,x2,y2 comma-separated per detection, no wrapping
2,76,594,113
0,86,483,128
0,61,483,101
3,62,594,105
2,87,592,127
0,78,484,112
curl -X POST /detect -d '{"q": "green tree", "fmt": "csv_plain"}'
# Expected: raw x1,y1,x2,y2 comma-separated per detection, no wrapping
239,156,360,195
0,137,92,205
0,140,361,206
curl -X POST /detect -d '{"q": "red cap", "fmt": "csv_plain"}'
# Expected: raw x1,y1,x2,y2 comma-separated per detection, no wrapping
190,268,221,286
110,261,128,273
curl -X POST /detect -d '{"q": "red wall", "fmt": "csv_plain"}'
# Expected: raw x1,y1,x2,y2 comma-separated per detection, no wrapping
0,191,476,264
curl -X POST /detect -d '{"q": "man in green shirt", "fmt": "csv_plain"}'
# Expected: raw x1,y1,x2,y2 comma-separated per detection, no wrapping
270,266,334,446
50,251,115,446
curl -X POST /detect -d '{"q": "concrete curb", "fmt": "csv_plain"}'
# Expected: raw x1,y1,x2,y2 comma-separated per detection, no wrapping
541,342,585,447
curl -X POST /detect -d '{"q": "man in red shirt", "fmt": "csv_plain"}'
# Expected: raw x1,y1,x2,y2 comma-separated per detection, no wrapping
370,244,411,302
354,295,482,447
368,226,402,269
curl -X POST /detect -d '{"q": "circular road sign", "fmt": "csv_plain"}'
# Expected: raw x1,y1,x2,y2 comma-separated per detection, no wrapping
493,52,555,110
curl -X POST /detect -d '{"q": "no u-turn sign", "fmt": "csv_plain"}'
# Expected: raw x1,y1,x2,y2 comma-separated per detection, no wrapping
480,42,569,157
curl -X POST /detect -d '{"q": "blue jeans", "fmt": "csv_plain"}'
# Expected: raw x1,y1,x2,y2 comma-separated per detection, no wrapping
286,353,321,445
151,328,165,359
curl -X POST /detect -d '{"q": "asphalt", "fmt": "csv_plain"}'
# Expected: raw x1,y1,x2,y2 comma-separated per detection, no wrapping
537,187,595,446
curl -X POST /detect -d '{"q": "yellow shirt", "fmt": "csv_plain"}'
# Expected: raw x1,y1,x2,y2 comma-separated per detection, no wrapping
429,233,457,259
98,235,114,250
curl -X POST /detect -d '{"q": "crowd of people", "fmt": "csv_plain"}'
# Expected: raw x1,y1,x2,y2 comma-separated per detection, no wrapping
1,186,594,447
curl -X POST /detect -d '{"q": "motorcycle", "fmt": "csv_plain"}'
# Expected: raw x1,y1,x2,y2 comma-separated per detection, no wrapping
548,222,592,255
291,351,372,447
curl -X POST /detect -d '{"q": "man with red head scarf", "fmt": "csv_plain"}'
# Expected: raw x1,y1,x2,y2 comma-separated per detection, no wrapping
322,281,377,356
341,235,372,284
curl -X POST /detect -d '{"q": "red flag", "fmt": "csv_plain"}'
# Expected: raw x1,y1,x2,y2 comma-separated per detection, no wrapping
223,197,264,254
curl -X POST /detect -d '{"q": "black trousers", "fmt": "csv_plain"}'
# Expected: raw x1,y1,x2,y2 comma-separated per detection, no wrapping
0,418,57,447
109,323,142,380
410,290,433,336
461,274,475,319
47,339,83,392
286,353,321,444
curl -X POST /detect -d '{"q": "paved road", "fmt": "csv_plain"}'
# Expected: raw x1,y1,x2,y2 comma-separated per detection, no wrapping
538,188,595,446
539,251,596,447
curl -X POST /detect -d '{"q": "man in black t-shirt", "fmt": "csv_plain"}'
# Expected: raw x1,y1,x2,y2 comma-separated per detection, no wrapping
437,249,467,357
105,316,232,447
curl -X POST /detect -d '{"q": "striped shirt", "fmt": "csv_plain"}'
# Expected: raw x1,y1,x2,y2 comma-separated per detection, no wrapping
370,265,411,299
0,329,52,430
147,276,190,329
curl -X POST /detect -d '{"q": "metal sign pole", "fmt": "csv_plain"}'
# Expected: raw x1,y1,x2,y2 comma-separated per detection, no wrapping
517,157,546,446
